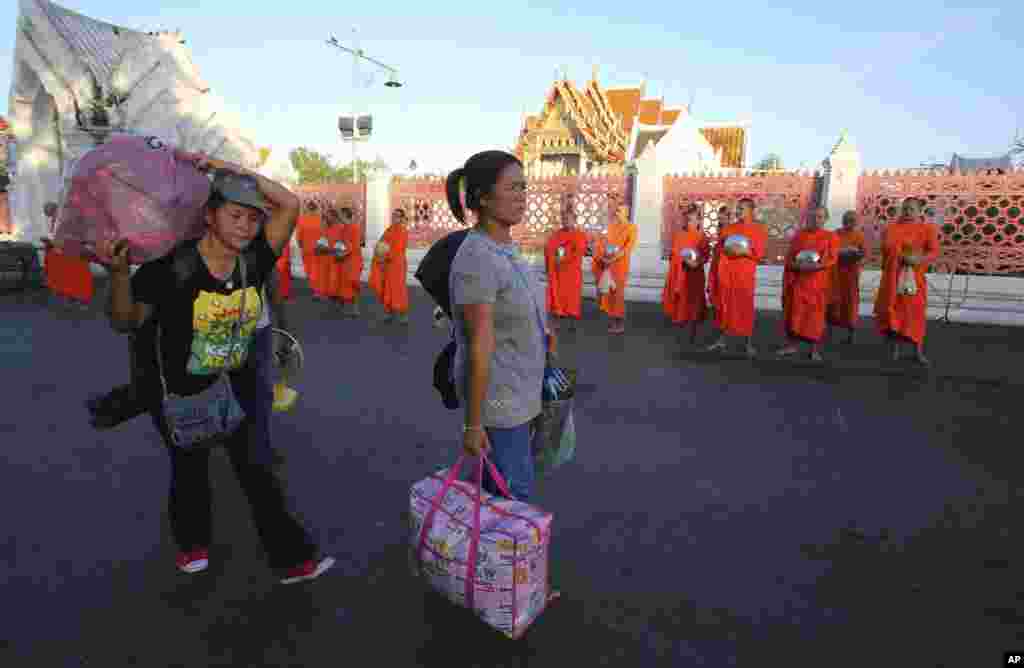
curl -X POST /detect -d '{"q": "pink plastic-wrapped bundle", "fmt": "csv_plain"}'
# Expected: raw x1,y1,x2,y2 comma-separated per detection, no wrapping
410,455,553,639
55,134,211,265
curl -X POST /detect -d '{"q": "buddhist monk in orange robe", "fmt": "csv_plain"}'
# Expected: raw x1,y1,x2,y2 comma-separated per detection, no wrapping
42,203,94,308
592,204,638,334
297,201,325,299
545,197,588,331
827,211,866,343
317,208,339,301
275,232,294,301
329,206,364,317
873,197,940,365
662,204,710,343
777,207,839,361
706,207,732,321
706,199,767,357
369,207,410,323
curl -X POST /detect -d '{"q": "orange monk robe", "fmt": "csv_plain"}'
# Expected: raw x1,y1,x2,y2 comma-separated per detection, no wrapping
873,219,940,345
707,240,723,315
781,229,839,342
662,228,710,324
328,222,363,301
827,229,866,328
46,244,94,302
44,245,62,295
368,224,409,313
591,222,638,318
544,229,588,318
711,222,767,337
297,215,325,296
275,235,293,301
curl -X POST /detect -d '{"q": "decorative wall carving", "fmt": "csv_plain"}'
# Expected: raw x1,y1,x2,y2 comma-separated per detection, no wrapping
390,174,628,251
857,168,1024,275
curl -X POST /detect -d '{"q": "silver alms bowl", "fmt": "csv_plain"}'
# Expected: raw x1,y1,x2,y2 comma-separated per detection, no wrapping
723,235,750,255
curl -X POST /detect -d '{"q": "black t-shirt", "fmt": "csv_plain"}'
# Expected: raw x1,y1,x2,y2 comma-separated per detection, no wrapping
131,234,278,397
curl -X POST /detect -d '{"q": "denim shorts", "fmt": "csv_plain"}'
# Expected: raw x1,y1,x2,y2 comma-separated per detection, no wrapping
482,422,534,502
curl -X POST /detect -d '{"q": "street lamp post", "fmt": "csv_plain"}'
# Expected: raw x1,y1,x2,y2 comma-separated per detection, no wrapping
326,30,402,184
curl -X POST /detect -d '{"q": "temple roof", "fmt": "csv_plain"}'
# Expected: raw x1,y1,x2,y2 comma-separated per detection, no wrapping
633,126,672,158
637,99,665,125
661,109,683,125
517,73,747,167
700,127,746,168
604,87,644,136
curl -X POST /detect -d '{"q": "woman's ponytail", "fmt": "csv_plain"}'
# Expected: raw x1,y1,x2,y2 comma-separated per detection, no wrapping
446,168,466,223
445,151,522,225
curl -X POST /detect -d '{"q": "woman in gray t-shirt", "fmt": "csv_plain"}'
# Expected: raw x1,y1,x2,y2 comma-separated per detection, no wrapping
445,150,560,605
446,151,551,503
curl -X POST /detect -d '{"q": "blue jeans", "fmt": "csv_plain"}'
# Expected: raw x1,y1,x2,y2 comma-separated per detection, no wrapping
230,325,275,467
482,422,534,502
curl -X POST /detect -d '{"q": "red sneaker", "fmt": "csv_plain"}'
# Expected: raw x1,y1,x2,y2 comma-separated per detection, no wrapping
176,548,210,574
279,556,336,585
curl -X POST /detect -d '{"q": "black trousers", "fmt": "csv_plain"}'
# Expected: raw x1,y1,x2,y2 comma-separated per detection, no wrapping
153,413,316,571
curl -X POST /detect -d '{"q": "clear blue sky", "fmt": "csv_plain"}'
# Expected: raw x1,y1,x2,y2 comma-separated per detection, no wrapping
1,0,1020,175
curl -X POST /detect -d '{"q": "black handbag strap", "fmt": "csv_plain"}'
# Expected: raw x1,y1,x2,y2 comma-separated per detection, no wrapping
154,250,248,400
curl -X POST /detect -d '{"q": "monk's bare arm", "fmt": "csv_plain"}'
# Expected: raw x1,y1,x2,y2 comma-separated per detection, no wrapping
461,303,495,429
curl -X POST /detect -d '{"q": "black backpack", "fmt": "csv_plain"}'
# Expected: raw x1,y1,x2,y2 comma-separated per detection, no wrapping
415,229,471,410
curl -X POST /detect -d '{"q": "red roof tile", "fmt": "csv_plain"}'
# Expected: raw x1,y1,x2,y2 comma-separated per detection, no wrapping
661,109,683,125
604,88,643,136
637,99,664,125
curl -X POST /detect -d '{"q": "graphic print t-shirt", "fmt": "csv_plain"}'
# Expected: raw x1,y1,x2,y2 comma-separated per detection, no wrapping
131,235,277,397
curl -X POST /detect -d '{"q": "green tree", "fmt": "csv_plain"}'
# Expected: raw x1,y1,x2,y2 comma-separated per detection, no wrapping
754,153,784,171
288,147,342,184
334,158,383,182
287,147,388,184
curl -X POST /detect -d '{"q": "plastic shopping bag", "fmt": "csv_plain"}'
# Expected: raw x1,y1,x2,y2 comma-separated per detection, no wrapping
55,134,211,264
531,398,576,477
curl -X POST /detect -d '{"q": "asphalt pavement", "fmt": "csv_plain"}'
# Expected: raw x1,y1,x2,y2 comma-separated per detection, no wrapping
1,278,1022,668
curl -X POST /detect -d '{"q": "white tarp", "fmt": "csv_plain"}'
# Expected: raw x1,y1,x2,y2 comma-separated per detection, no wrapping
5,0,261,243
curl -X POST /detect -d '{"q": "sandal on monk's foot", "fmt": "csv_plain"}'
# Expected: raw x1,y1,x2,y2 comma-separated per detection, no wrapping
915,353,931,367
810,351,824,362
705,340,727,353
776,346,800,357
745,345,757,359
547,589,562,604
